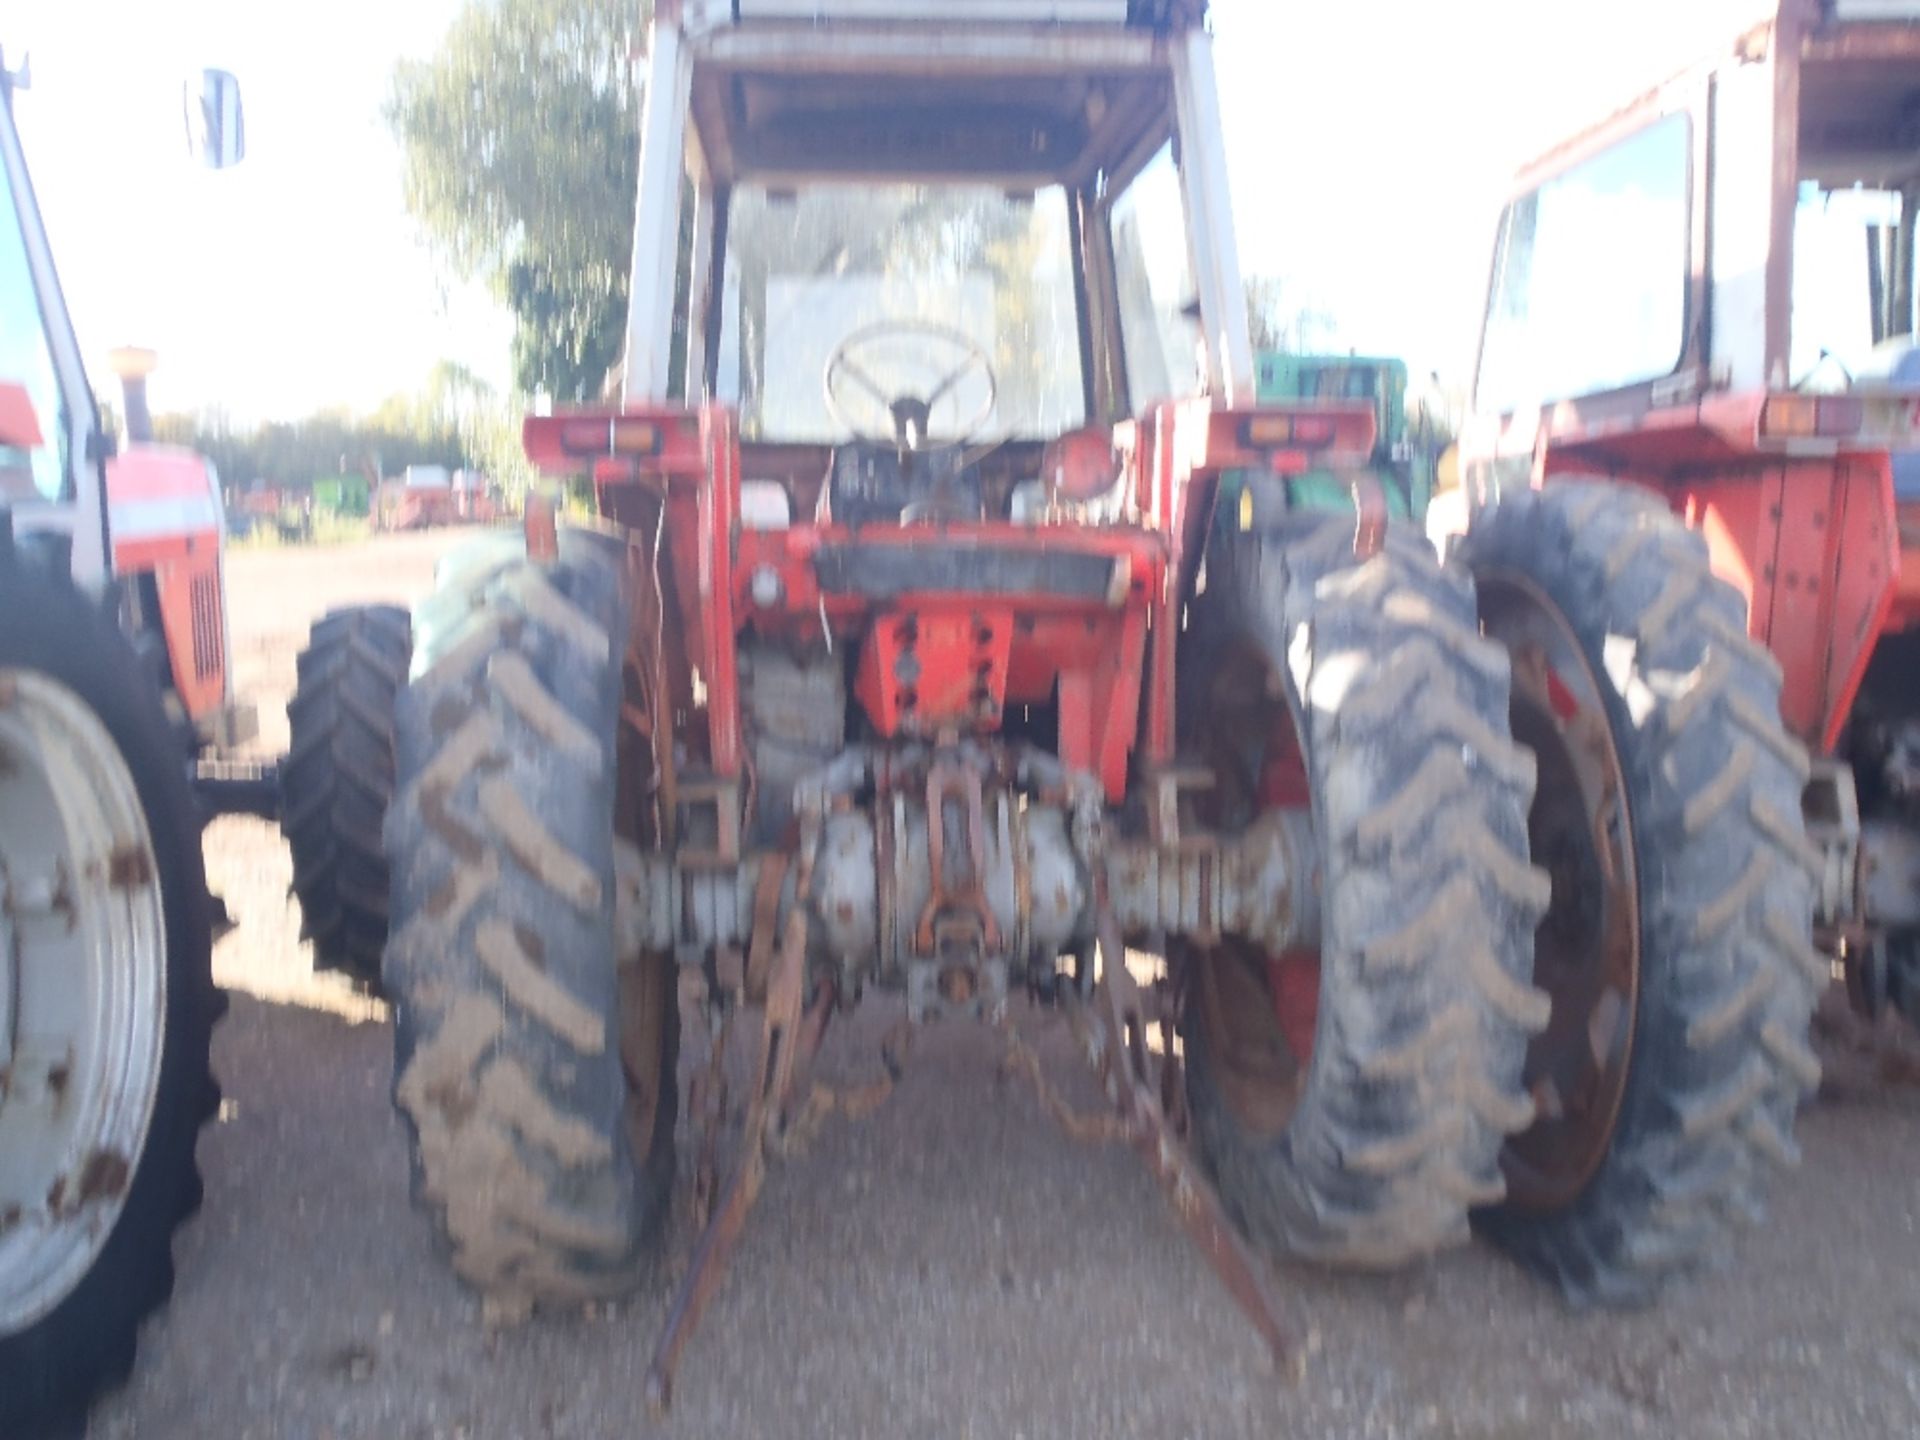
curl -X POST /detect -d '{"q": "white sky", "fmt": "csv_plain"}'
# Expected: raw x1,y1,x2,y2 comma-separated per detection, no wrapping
7,0,1769,421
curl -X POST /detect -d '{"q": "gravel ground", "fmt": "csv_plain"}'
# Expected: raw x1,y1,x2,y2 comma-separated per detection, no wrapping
86,531,1920,1439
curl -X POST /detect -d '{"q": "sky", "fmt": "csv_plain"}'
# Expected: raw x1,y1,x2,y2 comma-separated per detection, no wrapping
6,0,1772,423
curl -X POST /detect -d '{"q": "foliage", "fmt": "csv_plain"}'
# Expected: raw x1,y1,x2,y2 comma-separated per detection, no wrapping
388,0,649,402
152,391,468,494
1246,274,1336,355
151,362,553,512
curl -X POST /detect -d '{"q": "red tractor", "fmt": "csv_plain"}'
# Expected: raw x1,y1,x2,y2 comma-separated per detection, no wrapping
1452,0,1919,1304
373,0,1815,1401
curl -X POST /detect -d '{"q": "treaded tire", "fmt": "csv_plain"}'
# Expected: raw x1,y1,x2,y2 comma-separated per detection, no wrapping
1181,517,1550,1266
384,529,676,1313
284,605,411,987
0,549,220,1436
1460,480,1822,1306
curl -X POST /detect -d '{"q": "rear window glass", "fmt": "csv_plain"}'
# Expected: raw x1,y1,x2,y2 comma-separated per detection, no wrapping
1477,113,1692,414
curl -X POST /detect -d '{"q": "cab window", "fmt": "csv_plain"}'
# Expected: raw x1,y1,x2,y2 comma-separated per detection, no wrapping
1109,142,1202,410
1477,112,1692,413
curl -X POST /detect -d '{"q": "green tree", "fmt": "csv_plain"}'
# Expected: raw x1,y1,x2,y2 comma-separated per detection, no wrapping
157,393,468,493
388,0,650,402
1246,274,1335,355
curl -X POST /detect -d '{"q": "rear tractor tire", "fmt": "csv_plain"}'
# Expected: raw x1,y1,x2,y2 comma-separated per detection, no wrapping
384,529,677,1315
284,605,411,988
1,547,220,1435
1179,515,1550,1266
1459,481,1822,1306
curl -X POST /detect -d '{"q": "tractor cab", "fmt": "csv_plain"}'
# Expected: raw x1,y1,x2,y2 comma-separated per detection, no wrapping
524,0,1380,799
579,0,1261,524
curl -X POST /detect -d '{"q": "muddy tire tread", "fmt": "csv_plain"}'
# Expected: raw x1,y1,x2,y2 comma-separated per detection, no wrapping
384,530,675,1314
1183,520,1549,1266
284,605,411,986
1462,480,1820,1306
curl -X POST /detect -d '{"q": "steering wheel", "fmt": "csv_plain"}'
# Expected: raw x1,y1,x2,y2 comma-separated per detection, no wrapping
824,321,998,452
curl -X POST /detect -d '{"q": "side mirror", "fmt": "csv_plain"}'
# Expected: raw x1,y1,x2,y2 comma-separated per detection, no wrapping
184,69,245,169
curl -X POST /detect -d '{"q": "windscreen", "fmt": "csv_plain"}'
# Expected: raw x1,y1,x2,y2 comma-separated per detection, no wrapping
717,184,1085,443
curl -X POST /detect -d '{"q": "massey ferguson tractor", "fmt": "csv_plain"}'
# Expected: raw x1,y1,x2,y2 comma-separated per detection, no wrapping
374,0,1817,1401
0,56,260,1433
1459,0,1920,1289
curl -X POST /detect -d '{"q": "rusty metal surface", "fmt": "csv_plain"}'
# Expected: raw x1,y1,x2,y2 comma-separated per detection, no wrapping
777,1014,913,1155
744,851,788,1004
1479,572,1642,1213
1081,901,1294,1372
992,792,1298,1375
1347,471,1387,561
644,839,817,1414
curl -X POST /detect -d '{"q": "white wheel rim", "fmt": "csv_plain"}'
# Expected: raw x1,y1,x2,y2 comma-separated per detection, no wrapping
0,668,169,1334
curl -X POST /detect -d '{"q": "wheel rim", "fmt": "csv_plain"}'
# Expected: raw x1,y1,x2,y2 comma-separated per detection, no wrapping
0,669,169,1332
1479,573,1640,1213
1186,637,1320,1137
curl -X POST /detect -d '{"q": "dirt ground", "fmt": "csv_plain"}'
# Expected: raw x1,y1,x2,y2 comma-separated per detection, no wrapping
86,531,1920,1439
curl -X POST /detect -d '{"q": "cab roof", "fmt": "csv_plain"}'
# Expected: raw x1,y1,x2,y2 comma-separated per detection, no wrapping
679,1,1208,187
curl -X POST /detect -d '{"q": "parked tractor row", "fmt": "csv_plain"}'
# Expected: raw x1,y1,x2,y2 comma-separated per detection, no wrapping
6,0,1920,1430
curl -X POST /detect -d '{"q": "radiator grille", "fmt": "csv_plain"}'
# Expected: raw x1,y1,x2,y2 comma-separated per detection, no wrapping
190,572,223,682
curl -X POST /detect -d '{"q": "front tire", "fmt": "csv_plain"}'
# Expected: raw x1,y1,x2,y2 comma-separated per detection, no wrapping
384,529,676,1315
0,551,219,1435
1460,481,1822,1305
1180,517,1550,1266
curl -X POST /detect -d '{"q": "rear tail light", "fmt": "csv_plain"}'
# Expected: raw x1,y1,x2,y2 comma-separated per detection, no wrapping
1760,395,1865,440
558,417,662,456
1243,414,1339,448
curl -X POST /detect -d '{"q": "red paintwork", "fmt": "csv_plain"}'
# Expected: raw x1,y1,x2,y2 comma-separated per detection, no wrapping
0,380,43,450
732,518,1161,799
853,610,1014,737
1267,949,1319,1068
105,445,227,726
528,397,1373,802
1463,394,1913,756
1039,426,1119,504
1895,502,1920,633
1682,456,1897,756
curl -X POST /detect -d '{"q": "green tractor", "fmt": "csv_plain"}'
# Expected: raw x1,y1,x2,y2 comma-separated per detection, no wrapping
311,472,372,520
1252,352,1441,519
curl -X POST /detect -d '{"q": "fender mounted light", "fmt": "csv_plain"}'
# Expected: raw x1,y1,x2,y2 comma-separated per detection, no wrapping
1243,413,1338,448
1760,395,1864,440
558,417,663,457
